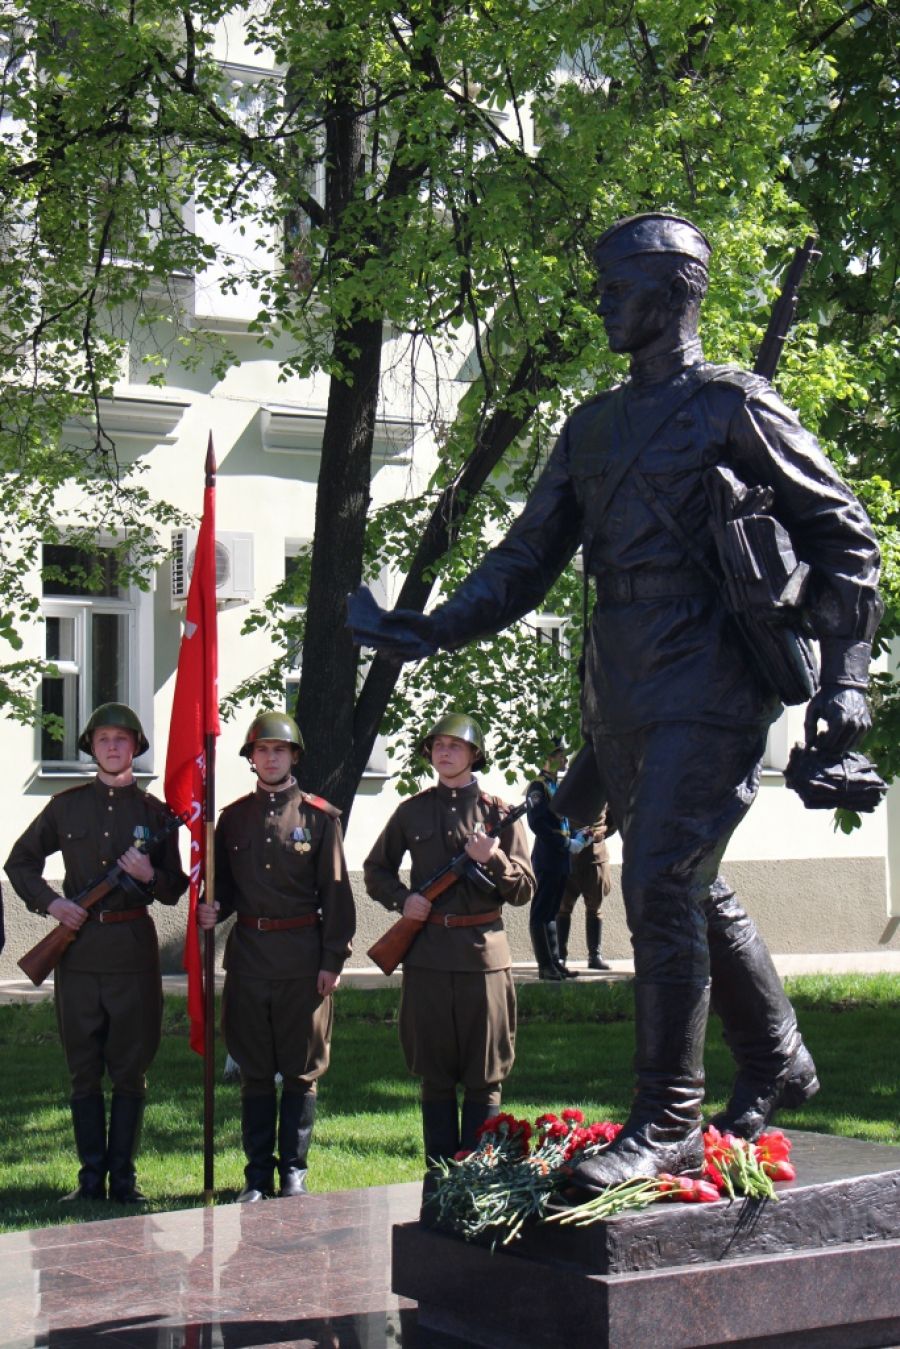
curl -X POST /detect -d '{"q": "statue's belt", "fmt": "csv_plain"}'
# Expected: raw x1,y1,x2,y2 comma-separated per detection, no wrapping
594,567,712,605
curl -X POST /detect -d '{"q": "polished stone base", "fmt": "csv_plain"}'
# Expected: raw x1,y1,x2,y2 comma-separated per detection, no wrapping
393,1131,900,1348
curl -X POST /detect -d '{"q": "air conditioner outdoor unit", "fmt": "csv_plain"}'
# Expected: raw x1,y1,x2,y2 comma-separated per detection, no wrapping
170,529,254,608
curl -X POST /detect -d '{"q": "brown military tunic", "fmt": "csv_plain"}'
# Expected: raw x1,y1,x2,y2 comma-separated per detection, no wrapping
4,779,188,1096
215,781,355,1094
559,814,612,918
364,778,534,1095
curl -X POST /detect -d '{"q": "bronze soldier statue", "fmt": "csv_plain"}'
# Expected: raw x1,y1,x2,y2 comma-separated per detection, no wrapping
5,703,188,1202
348,213,882,1191
197,711,355,1202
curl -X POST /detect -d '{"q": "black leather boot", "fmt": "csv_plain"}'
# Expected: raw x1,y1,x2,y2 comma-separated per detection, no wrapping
705,881,819,1140
61,1094,106,1202
549,920,578,977
238,1094,277,1202
460,1101,499,1152
421,1100,460,1167
278,1089,316,1196
567,980,709,1192
586,914,611,970
531,925,563,980
107,1094,147,1204
556,913,571,963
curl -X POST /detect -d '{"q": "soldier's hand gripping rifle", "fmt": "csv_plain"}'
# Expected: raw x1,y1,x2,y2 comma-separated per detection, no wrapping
367,801,527,976
17,810,189,987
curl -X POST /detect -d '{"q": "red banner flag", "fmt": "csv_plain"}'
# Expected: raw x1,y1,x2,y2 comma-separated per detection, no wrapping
164,437,220,1055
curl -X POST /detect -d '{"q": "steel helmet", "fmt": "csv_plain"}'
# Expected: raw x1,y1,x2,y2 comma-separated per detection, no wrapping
240,710,305,758
419,712,486,769
78,703,150,757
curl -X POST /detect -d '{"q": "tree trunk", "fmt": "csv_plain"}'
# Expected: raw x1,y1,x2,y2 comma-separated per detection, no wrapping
296,316,382,817
347,332,568,811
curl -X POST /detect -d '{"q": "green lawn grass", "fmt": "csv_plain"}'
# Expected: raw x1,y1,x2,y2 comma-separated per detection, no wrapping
0,975,897,1234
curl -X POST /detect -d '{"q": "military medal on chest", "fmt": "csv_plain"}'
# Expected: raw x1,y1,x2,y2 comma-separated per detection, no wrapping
292,826,312,853
133,824,151,848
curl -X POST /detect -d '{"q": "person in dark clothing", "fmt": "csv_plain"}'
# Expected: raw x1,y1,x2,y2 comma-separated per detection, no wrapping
348,212,882,1190
5,703,188,1203
197,711,355,1202
525,741,586,980
557,810,613,971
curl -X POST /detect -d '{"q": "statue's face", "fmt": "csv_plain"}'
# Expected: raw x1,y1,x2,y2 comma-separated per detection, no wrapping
596,257,679,354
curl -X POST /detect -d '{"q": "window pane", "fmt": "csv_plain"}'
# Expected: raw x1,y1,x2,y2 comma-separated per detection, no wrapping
45,614,76,662
41,673,79,761
92,612,128,707
43,544,121,598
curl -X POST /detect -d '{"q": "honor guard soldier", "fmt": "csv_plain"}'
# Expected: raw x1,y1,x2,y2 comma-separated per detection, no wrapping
364,713,535,1169
4,703,188,1203
197,711,355,1202
525,739,587,980
557,810,613,972
349,213,882,1190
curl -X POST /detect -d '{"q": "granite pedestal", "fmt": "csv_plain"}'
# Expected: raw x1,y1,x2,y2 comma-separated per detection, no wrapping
393,1131,900,1348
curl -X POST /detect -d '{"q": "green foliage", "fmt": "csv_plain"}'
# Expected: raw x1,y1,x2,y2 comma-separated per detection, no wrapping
2,1,898,810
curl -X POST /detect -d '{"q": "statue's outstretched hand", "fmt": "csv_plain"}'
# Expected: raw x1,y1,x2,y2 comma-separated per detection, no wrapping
346,585,437,662
803,686,871,754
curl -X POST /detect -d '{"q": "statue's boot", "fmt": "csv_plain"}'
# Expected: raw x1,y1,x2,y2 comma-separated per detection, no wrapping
107,1094,147,1204
460,1101,499,1153
705,882,819,1140
586,914,611,971
567,980,709,1192
61,1093,106,1202
278,1088,316,1197
237,1093,277,1202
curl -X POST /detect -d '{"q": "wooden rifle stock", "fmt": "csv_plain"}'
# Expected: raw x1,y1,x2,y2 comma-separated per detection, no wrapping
17,810,188,987
366,801,527,976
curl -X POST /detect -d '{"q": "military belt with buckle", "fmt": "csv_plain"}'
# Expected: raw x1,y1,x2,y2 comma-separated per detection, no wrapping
426,909,502,929
93,907,149,924
237,912,319,932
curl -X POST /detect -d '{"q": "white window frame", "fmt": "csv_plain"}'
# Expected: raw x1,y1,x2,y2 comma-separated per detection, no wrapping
40,546,154,774
533,612,571,661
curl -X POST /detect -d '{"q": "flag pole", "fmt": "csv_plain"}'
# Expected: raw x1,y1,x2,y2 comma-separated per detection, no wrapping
203,438,217,1202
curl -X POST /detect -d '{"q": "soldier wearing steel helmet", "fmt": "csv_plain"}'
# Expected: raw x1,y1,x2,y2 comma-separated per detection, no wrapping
349,213,882,1190
197,710,355,1202
4,702,188,1203
364,712,535,1169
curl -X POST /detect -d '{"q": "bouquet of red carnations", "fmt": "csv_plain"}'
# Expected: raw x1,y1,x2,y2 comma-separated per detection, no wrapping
428,1109,796,1246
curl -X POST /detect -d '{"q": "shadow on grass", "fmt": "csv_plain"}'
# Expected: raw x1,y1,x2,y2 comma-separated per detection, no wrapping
2,985,897,1232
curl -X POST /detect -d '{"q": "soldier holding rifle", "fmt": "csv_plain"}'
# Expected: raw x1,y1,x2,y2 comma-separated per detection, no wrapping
4,703,188,1203
364,713,534,1168
349,214,882,1192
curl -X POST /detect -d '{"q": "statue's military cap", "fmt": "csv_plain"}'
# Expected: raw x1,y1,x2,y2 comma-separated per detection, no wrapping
593,213,711,272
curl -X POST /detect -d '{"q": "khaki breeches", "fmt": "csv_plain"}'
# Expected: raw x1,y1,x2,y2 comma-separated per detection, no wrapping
54,964,163,1097
222,972,333,1095
398,967,517,1092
